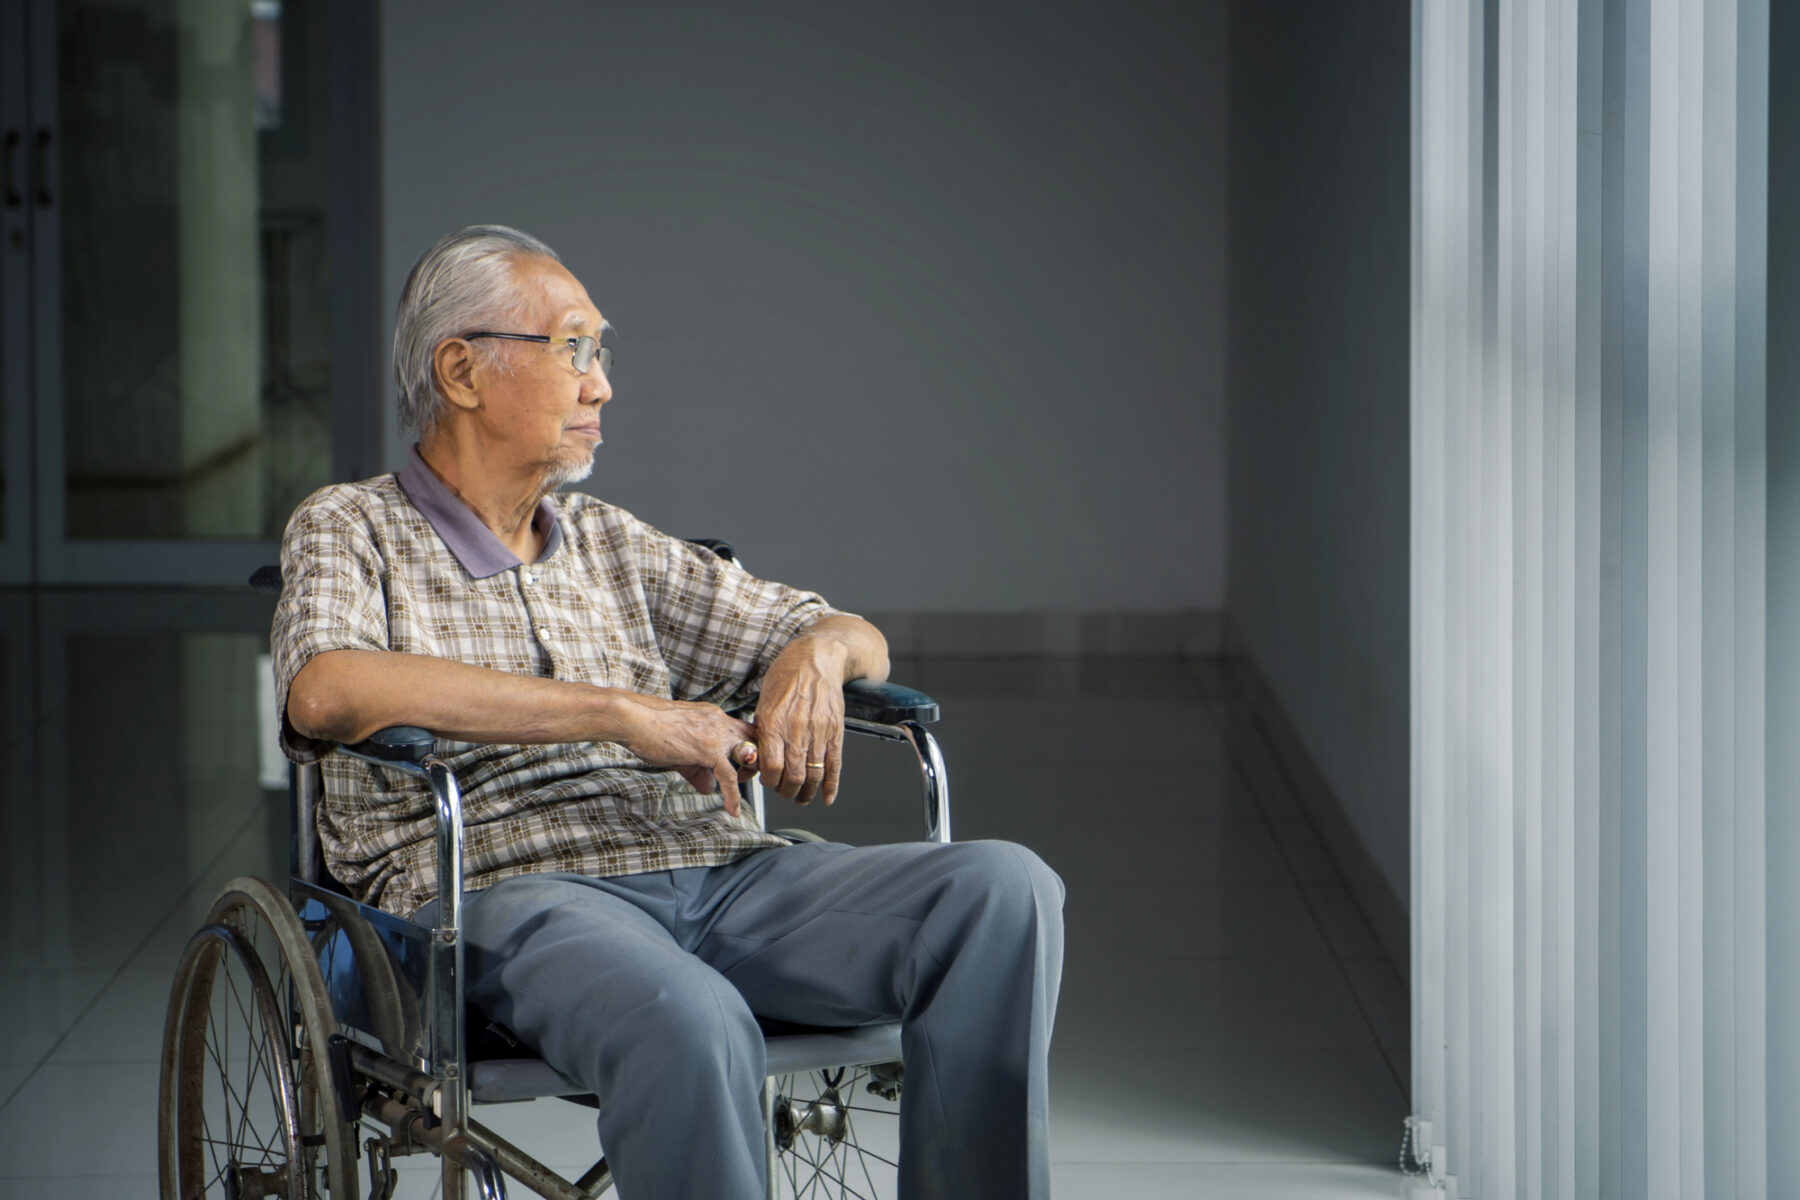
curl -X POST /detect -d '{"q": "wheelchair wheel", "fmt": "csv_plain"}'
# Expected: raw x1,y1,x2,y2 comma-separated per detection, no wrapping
159,877,358,1198
769,1062,903,1199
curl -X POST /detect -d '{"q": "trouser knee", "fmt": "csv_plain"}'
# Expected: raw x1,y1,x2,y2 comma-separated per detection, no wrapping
948,840,1066,927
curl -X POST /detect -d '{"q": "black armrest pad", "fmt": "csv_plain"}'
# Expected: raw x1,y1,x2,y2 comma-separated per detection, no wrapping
843,678,940,726
343,725,435,766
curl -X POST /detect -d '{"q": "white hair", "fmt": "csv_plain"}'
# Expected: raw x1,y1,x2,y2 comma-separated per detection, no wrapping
392,224,561,436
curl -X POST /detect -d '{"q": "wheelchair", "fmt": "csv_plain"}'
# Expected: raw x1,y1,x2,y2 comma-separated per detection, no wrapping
156,548,951,1199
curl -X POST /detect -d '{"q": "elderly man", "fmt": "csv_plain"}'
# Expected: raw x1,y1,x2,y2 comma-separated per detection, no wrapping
272,225,1063,1198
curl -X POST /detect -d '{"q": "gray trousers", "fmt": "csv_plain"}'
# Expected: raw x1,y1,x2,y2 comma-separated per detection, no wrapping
439,839,1064,1199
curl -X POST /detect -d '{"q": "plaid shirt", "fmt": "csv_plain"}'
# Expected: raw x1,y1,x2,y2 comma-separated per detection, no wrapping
271,447,840,918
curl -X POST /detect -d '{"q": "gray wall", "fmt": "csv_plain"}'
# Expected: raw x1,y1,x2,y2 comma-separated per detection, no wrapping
1225,2,1412,904
378,0,1227,615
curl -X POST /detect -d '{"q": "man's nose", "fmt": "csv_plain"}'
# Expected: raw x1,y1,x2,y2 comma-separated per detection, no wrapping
583,371,612,405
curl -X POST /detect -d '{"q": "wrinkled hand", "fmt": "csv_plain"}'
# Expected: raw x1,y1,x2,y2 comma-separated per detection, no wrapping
616,693,760,818
755,638,848,806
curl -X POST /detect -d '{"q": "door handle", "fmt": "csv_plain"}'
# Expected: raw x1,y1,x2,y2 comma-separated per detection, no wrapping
33,127,51,206
2,129,19,209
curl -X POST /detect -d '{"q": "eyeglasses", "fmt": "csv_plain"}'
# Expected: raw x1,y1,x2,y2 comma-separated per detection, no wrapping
465,321,615,377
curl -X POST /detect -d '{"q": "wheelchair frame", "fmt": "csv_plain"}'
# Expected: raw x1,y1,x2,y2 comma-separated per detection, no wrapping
160,567,951,1200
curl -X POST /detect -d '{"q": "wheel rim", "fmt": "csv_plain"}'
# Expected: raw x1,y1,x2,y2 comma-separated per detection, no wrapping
771,1064,902,1200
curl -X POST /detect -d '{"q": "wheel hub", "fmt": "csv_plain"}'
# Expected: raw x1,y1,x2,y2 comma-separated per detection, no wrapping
223,1161,288,1200
774,1086,849,1150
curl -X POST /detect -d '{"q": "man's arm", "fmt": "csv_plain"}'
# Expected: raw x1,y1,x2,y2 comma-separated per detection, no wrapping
753,614,890,808
289,649,762,815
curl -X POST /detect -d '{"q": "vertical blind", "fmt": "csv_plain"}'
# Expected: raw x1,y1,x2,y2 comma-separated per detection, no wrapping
1411,1,1791,1197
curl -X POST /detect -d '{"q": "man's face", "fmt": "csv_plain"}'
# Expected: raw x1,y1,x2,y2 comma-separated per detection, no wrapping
475,255,613,488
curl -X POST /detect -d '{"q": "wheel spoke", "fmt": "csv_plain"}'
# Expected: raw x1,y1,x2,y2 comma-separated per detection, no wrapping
200,1106,228,1192
203,998,275,1166
226,967,261,1157
233,1000,268,1160
771,1067,899,1200
247,1004,289,1158
836,1103,900,1117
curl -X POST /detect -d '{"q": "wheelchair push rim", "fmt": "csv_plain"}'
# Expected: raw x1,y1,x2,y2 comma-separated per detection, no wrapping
159,877,358,1199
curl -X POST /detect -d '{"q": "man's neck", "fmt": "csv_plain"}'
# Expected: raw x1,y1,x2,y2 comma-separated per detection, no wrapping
417,435,549,563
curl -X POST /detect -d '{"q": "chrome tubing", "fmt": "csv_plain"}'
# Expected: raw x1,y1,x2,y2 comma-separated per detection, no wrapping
903,721,951,844
365,1093,508,1200
443,1136,507,1200
844,717,952,844
348,1043,439,1111
761,1077,778,1199
365,1094,571,1200
423,756,471,1196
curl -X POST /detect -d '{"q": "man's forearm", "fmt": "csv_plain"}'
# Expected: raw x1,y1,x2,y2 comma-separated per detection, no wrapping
783,614,890,685
288,648,642,747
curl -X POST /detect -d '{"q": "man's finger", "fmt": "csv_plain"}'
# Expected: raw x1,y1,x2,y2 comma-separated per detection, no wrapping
820,729,844,807
780,738,811,801
796,743,832,804
724,739,756,785
676,764,716,794
715,758,742,819
756,724,787,792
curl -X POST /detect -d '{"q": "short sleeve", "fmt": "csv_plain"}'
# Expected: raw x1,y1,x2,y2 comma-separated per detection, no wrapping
635,520,844,712
270,488,392,762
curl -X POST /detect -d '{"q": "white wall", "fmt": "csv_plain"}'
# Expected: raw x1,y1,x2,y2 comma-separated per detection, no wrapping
1225,3,1413,904
378,0,1227,615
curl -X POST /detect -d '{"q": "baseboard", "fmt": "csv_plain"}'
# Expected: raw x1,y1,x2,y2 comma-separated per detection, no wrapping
859,610,1225,657
1214,635,1410,978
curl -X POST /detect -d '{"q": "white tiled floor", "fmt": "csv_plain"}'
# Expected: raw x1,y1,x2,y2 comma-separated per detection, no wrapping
0,603,1435,1197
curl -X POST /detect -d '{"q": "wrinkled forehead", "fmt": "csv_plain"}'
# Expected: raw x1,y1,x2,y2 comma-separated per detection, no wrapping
513,254,605,334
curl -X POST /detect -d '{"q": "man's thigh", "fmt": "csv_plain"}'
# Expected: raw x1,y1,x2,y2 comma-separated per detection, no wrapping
686,838,1062,1028
452,872,756,1074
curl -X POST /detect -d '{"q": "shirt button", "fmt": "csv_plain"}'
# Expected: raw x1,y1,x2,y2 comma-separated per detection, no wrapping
536,626,550,639
522,571,535,584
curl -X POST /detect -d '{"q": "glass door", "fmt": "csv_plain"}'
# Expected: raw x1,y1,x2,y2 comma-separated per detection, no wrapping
0,0,30,584
11,0,379,586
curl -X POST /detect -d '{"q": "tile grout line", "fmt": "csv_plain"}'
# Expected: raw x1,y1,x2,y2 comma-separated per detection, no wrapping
0,803,267,1119
1187,658,1411,1111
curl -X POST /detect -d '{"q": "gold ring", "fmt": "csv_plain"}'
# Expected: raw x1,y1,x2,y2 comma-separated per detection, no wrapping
807,761,826,769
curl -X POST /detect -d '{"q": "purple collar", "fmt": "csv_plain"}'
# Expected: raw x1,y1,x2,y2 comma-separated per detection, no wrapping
396,445,565,579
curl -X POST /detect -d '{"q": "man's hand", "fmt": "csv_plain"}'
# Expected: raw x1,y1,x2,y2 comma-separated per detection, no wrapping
756,638,850,806
612,693,760,818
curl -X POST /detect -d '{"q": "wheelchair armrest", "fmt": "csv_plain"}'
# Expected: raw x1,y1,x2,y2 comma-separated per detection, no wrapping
340,725,436,768
843,678,939,726
326,689,936,769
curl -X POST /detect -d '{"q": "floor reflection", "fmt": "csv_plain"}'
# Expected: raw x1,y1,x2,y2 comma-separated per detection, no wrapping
0,589,1417,1199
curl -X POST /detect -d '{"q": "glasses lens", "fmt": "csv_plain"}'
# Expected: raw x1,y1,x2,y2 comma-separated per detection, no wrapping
571,336,597,374
598,345,613,377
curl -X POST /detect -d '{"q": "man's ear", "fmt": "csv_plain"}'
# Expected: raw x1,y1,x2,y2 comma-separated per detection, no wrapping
433,339,482,413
